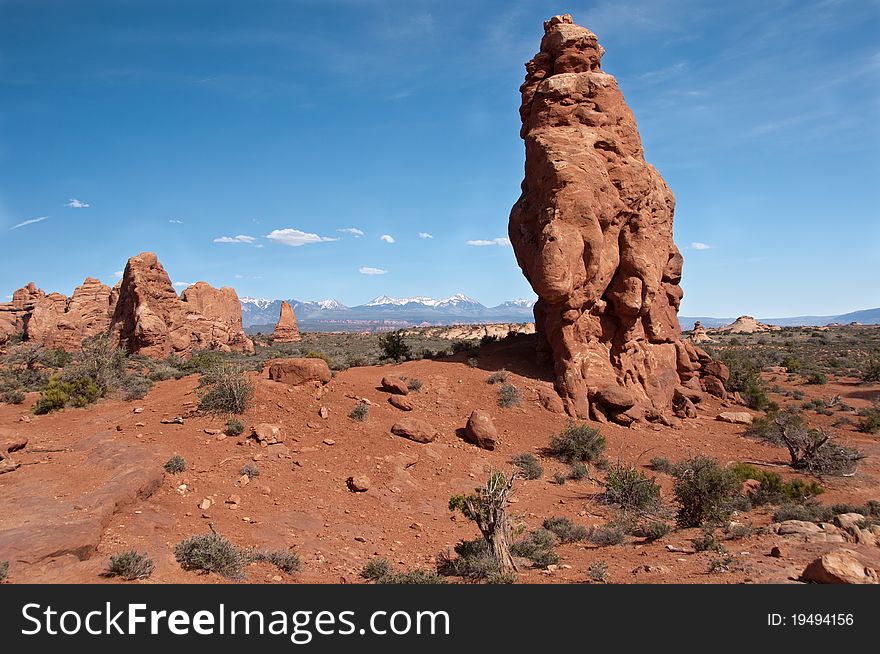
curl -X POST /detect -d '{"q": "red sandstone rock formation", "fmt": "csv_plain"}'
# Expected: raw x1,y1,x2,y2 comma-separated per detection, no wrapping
272,301,301,343
0,283,43,346
509,15,715,423
110,252,253,357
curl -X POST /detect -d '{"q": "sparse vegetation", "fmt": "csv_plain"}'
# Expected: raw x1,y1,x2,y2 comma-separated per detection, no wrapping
197,364,254,414
569,462,589,480
729,462,823,504
672,457,741,528
587,523,626,547
486,370,509,385
547,423,606,463
225,418,245,436
589,561,608,583
174,532,249,579
449,470,518,573
510,452,543,480
856,402,880,434
349,401,369,422
0,560,8,582
164,454,187,474
436,538,514,583
407,378,423,392
497,382,521,407
511,529,560,568
252,549,301,574
361,557,392,581
603,463,661,512
542,516,589,543
378,330,412,362
106,550,155,581
240,463,260,479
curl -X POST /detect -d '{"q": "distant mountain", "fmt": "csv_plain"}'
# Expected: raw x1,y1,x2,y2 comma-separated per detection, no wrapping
240,294,537,332
679,308,880,331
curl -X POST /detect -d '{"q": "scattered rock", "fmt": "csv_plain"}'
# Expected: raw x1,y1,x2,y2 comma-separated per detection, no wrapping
318,406,329,419
389,395,414,411
716,412,753,425
346,475,371,492
463,409,497,450
323,438,335,446
204,428,221,435
199,498,213,510
251,423,284,445
770,545,785,558
801,549,879,584
834,513,867,531
391,419,439,444
160,416,184,425
381,376,409,395
267,358,332,386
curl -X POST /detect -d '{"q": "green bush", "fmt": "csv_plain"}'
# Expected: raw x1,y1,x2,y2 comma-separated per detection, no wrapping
589,561,608,583
198,364,254,414
632,520,672,541
511,529,559,568
719,351,772,410
691,528,723,553
436,539,506,582
510,452,543,480
106,550,155,581
729,462,823,504
542,517,589,543
856,402,880,434
32,377,73,414
361,558,392,581
252,550,301,574
806,371,828,385
569,462,589,480
672,457,741,528
225,418,245,436
1,388,25,404
164,454,187,474
498,382,521,408
649,457,675,474
603,464,661,511
588,523,626,546
349,401,369,422
122,374,153,401
548,423,606,463
378,331,412,362
378,569,447,584
174,532,249,579
862,359,880,383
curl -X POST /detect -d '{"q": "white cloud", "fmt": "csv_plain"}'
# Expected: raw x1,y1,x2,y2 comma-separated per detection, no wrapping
466,237,511,247
173,281,192,288
689,242,713,250
418,232,434,239
169,218,183,224
359,266,388,275
214,234,257,244
337,227,365,238
266,228,337,247
10,216,49,230
65,198,90,208
380,234,395,244
113,270,124,278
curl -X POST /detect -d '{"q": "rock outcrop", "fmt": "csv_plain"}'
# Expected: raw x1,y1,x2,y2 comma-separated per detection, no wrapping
267,358,332,386
508,14,717,422
709,315,780,334
110,252,253,357
0,283,45,347
688,321,713,344
272,301,301,343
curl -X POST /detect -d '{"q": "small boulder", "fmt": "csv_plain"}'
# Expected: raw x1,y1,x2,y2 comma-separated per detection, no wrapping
268,358,332,386
346,475,371,492
381,375,409,395
389,395,414,411
318,406,329,419
537,387,565,413
252,423,284,445
700,375,727,399
834,513,867,531
716,411,753,425
801,549,879,584
464,409,497,450
391,419,439,444
594,386,636,410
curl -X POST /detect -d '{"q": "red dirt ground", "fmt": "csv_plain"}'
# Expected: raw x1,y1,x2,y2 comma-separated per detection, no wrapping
1,338,878,584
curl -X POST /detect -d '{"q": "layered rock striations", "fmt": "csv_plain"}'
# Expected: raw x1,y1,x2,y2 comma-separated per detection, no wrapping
508,15,718,423
271,301,302,343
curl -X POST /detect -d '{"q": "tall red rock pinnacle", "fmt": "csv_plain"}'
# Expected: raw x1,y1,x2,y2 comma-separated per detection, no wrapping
272,301,301,343
509,15,716,424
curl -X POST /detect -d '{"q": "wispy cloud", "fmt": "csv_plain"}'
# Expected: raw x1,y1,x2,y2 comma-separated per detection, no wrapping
380,234,395,244
418,232,434,239
65,198,90,208
173,281,192,288
10,216,49,230
337,227,365,237
113,270,124,278
169,218,183,224
466,237,511,247
266,228,337,247
214,234,257,244
359,266,388,275
689,242,713,250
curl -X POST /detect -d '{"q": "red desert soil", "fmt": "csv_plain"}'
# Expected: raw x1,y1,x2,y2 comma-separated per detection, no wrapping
1,338,878,584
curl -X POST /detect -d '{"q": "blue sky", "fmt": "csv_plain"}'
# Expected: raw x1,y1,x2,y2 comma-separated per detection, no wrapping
1,0,878,316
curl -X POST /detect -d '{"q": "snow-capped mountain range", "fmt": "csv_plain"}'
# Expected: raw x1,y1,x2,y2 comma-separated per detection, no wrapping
239,294,536,332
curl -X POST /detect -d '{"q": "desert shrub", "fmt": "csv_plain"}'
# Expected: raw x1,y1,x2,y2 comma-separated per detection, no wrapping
349,401,369,422
197,364,253,414
708,554,734,573
772,501,834,523
729,462,823,504
588,523,626,546
497,383,521,408
379,569,447,584
672,457,741,528
510,452,543,480
240,463,260,479
511,529,559,568
862,359,880,383
106,550,155,581
486,370,509,385
856,402,880,434
0,560,8,582
70,333,127,390
452,340,480,357
569,462,588,480
378,331,412,362
589,561,608,583
252,550,301,574
1,388,25,404
542,517,589,543
631,520,672,541
436,538,510,582
174,532,248,579
225,418,245,436
121,374,153,401
361,557,392,581
724,522,754,540
792,390,806,400
553,472,566,485
3,342,50,390
304,351,332,368
164,454,187,474
649,456,675,474
719,351,772,410
548,423,606,463
407,378,423,392
603,464,661,512
806,371,828,385
691,528,723,553
747,407,863,475
32,375,101,413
